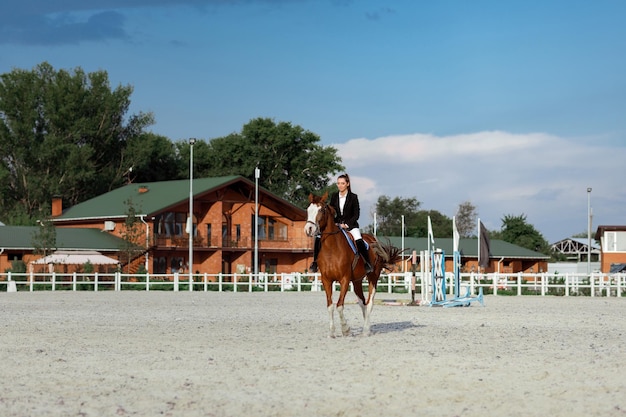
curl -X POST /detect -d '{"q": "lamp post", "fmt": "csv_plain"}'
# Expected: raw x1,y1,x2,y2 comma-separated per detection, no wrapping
188,138,196,282
587,187,592,276
401,215,405,272
254,166,260,278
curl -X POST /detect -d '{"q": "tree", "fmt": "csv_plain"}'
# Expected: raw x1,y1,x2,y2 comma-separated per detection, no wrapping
371,195,421,236
31,217,57,256
500,214,550,254
0,62,153,223
184,118,344,208
455,201,478,238
414,209,453,239
123,132,180,183
370,195,453,238
119,198,146,273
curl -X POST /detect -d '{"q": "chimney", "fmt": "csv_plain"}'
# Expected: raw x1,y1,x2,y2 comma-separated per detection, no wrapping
52,196,63,217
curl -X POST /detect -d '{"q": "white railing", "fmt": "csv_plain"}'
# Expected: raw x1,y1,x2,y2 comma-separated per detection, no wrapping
1,271,625,297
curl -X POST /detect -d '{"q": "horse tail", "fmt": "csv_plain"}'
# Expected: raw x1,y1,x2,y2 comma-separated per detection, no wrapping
371,238,404,272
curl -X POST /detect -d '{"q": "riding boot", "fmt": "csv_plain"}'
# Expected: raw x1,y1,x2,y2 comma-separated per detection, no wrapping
309,235,321,272
356,239,373,273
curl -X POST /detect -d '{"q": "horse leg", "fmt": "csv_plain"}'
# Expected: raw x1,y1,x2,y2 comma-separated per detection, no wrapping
353,279,367,320
323,280,336,338
336,282,351,337
362,280,378,336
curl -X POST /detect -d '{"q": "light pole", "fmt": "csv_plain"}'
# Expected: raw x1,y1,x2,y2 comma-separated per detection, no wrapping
587,187,592,276
188,138,196,282
401,215,405,272
254,166,260,278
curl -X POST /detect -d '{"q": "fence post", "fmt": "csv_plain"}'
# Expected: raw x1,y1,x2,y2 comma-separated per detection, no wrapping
218,273,223,292
174,273,179,292
94,272,99,292
590,274,595,297
203,273,208,292
29,270,34,292
189,273,193,292
52,272,56,291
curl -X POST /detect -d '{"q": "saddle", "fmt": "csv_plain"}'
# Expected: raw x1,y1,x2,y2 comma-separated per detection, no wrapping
338,228,371,272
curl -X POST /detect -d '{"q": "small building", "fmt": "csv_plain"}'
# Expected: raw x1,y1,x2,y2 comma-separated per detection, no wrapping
594,225,626,274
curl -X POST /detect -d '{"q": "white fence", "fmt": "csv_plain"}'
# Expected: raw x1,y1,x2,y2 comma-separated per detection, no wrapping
1,271,625,297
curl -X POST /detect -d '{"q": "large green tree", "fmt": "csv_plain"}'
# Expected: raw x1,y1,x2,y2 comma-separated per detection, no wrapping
179,118,344,208
371,195,421,236
0,62,153,223
499,214,550,254
370,195,453,238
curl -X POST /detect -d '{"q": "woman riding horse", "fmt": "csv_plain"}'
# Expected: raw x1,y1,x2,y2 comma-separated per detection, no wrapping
309,173,372,274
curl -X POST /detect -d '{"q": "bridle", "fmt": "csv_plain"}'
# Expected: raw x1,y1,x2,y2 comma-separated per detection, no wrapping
308,203,341,237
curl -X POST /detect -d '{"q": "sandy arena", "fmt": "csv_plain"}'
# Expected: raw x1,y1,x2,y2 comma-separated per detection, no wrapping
1,291,625,417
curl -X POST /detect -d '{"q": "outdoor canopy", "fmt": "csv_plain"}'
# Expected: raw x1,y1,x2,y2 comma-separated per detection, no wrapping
31,250,120,265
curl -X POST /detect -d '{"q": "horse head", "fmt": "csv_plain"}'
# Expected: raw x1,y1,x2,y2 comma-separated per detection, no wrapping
304,192,330,237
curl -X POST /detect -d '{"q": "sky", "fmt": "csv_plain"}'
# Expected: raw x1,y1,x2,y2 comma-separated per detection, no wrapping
1,0,625,243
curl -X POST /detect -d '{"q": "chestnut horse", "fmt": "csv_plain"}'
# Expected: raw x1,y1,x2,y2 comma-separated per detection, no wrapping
304,192,402,337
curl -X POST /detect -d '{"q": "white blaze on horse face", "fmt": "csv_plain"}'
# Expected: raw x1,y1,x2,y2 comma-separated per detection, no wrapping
304,203,320,237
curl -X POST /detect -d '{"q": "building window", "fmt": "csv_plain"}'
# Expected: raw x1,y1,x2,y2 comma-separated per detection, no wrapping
605,231,626,252
153,257,167,274
155,212,188,237
265,258,278,274
252,215,287,241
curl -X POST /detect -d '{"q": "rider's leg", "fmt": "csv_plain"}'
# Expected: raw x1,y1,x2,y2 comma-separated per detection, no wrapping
356,238,373,273
309,235,321,272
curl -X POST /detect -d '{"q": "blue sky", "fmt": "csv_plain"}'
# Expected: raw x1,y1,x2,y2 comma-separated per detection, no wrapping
1,0,625,242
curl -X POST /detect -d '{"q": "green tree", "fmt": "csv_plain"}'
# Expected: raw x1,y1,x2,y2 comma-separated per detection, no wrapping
500,214,550,254
414,209,453,239
120,198,146,273
0,62,153,223
182,118,344,208
31,217,57,256
123,132,180,183
371,195,421,236
455,201,478,238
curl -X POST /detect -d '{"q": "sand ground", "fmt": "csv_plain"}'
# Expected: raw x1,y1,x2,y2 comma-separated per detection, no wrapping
1,291,625,417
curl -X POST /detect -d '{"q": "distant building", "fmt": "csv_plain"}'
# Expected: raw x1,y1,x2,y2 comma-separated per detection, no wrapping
595,225,626,273
383,236,549,274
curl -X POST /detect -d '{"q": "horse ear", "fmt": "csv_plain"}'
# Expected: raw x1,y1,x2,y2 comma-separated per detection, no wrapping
308,193,314,203
321,191,328,202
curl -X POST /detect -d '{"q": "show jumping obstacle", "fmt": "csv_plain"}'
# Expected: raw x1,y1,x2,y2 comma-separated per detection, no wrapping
304,192,402,337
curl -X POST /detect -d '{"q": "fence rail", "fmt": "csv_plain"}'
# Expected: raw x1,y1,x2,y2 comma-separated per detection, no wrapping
1,271,625,297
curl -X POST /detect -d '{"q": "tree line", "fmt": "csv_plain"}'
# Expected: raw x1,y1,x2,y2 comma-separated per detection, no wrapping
0,62,552,256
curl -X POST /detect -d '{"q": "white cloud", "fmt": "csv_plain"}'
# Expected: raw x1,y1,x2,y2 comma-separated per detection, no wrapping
333,131,626,242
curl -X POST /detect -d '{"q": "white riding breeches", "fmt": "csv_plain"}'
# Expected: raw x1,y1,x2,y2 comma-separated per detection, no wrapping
349,227,362,240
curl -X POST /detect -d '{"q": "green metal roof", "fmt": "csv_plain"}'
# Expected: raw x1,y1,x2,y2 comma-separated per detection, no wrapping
0,226,127,251
53,175,306,221
54,176,241,220
382,236,550,259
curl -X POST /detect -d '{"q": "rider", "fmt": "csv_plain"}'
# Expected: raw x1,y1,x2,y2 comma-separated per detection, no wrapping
309,173,373,274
